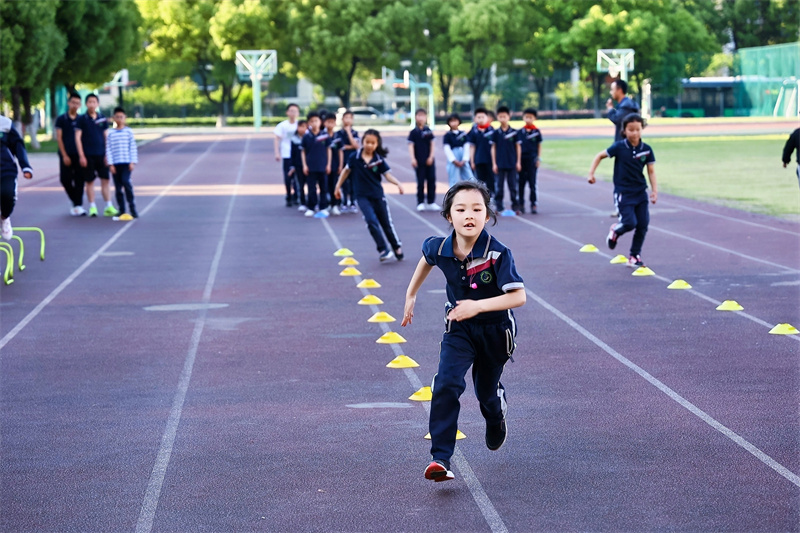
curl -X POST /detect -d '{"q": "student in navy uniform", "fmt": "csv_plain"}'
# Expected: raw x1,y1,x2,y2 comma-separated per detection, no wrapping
588,114,658,268
489,106,519,213
516,108,543,214
606,79,640,142
334,129,405,262
336,110,360,213
443,114,474,186
56,92,86,216
289,120,308,211
76,93,117,217
467,107,495,198
324,114,344,216
0,115,34,240
402,180,526,482
407,108,439,212
300,111,330,217
782,127,800,187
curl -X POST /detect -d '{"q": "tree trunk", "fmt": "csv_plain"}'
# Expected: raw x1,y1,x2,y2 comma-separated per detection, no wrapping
592,73,601,118
467,67,490,111
10,87,22,125
438,72,453,114
339,57,359,109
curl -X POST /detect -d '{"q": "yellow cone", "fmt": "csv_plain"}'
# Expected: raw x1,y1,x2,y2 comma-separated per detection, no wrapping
376,331,406,344
340,267,361,276
769,323,799,335
610,254,628,264
579,244,599,253
118,213,134,221
667,279,692,289
632,266,655,276
424,430,465,440
409,386,432,401
357,279,381,288
716,300,743,311
368,311,396,323
358,294,384,305
333,248,354,257
338,257,359,266
386,355,419,368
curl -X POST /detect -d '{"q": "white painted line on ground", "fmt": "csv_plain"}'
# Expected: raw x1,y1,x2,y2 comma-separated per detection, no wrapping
99,251,135,257
387,194,800,489
0,139,222,354
320,218,510,533
143,303,229,312
135,136,250,533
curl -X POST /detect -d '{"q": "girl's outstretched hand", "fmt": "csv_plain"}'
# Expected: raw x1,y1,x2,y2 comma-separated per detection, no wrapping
401,296,415,327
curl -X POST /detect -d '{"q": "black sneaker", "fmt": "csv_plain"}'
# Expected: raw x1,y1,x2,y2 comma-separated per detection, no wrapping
394,248,404,261
606,224,618,250
627,255,644,268
130,208,139,219
486,419,507,451
530,204,537,214
424,460,454,482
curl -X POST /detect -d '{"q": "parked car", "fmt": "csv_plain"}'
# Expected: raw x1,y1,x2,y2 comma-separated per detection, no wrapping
336,106,383,125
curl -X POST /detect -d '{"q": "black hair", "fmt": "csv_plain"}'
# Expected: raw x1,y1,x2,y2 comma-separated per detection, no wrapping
522,108,538,118
113,106,126,115
446,113,461,125
306,111,320,121
297,119,308,127
85,93,99,103
362,128,389,157
415,108,427,115
622,113,646,133
496,105,510,115
68,92,81,101
286,103,300,111
613,79,628,94
440,180,497,226
474,107,488,116
342,109,354,118
324,113,336,122
487,111,496,120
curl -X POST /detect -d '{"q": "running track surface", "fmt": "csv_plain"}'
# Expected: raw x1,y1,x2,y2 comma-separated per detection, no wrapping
1,132,798,532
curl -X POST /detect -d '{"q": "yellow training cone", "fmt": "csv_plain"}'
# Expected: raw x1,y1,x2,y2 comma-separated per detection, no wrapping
368,311,396,323
386,355,419,368
357,279,381,288
409,387,432,401
769,323,799,335
632,266,655,276
579,244,599,253
338,257,359,266
358,295,384,305
333,248,354,257
610,254,628,264
424,430,465,440
376,331,406,344
716,300,743,311
667,279,692,290
117,213,134,221
340,267,361,276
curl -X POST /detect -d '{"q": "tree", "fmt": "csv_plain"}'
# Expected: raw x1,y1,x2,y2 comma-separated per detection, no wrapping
721,0,800,49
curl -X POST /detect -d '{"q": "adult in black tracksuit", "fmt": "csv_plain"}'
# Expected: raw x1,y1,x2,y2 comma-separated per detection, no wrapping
0,115,33,239
56,92,85,215
782,127,800,188
606,79,640,142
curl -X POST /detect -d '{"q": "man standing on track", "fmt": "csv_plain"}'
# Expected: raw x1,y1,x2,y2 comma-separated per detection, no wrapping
56,93,86,216
274,103,300,207
606,79,639,142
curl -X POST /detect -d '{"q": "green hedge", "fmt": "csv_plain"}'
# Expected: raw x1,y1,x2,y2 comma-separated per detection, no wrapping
127,116,286,128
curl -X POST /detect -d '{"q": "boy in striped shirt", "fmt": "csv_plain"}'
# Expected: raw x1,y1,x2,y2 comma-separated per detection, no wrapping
106,107,139,218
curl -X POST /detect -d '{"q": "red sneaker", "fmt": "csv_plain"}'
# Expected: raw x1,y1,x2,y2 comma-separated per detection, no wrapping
424,460,454,482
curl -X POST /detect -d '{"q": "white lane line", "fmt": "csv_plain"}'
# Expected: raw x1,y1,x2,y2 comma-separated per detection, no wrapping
0,139,221,354
537,191,800,273
320,218,510,533
135,136,250,533
386,195,800,488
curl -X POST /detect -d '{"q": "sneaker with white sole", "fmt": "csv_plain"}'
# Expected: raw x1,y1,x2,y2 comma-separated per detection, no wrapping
88,206,98,217
379,250,395,262
626,255,644,268
426,202,441,211
104,205,119,217
416,203,425,212
0,217,12,240
304,209,315,217
424,460,454,482
298,205,308,212
72,206,87,216
606,224,618,250
331,206,341,216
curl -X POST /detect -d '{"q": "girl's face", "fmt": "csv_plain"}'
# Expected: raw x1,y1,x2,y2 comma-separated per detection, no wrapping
362,134,378,153
297,124,307,136
623,121,642,145
448,119,460,131
447,189,489,239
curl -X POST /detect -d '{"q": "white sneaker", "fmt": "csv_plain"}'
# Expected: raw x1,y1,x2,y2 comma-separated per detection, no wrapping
298,205,308,212
426,202,441,211
416,203,425,212
73,206,87,216
331,206,341,216
304,209,315,217
320,208,330,216
0,217,12,240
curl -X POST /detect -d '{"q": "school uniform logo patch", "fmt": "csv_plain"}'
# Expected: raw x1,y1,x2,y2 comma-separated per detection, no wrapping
480,271,493,284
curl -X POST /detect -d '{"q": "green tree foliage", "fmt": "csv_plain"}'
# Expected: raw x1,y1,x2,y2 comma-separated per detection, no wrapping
721,0,800,49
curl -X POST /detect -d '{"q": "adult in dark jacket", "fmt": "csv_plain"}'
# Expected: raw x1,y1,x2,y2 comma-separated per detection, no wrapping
606,79,640,142
782,127,800,187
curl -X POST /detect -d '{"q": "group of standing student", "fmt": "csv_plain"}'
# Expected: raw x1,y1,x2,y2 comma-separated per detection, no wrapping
56,92,138,218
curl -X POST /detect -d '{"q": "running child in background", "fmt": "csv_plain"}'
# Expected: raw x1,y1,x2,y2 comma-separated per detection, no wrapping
324,114,344,215
274,103,300,207
407,108,439,212
516,108,543,214
401,180,526,482
56,92,86,216
336,110,360,213
0,115,33,239
300,111,330,217
588,113,658,268
289,119,308,211
443,114,474,186
76,93,117,217
467,108,495,199
106,107,139,218
334,129,405,262
490,106,519,214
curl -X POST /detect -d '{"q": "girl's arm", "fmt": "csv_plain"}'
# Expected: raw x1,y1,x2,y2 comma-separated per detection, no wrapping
382,171,404,194
587,151,608,184
470,143,476,169
408,143,417,168
647,163,658,204
401,257,434,326
426,139,435,165
300,150,309,175
448,289,526,322
326,147,332,174
491,144,498,174
515,144,522,172
333,167,350,199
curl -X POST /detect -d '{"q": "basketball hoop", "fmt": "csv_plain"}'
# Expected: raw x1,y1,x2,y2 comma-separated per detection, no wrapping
235,49,278,132
597,49,635,81
371,78,385,91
